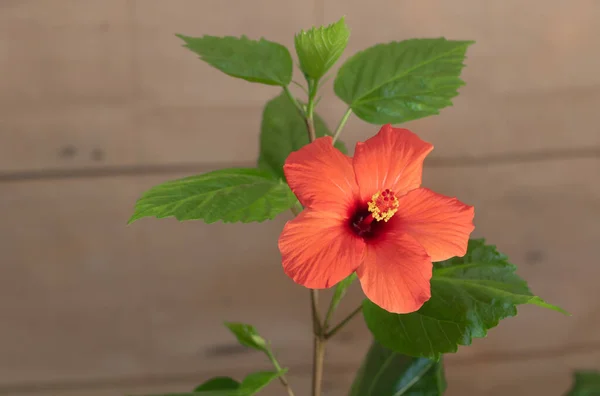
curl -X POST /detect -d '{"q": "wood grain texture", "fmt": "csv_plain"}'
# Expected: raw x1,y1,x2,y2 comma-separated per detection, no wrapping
445,348,600,396
131,0,313,108
2,0,600,172
0,0,314,172
8,350,600,396
321,0,600,157
1,1,599,395
488,0,600,94
320,87,600,160
1,159,598,391
0,367,356,396
325,0,600,93
0,0,132,110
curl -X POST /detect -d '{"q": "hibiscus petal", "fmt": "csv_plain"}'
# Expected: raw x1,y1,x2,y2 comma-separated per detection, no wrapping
357,232,432,314
353,124,433,202
394,187,475,262
279,209,366,289
284,136,359,215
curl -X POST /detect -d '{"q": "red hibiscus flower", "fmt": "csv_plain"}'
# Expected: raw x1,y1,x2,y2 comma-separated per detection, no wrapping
278,125,475,314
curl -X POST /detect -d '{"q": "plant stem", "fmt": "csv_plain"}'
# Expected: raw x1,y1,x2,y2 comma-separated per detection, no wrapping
265,348,296,396
283,86,305,117
303,77,325,396
332,107,353,144
322,299,336,333
310,289,326,396
310,289,322,334
305,117,317,142
291,80,309,94
305,78,318,143
312,335,326,396
325,305,363,340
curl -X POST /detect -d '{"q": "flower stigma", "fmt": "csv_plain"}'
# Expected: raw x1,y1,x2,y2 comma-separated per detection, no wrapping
367,189,399,222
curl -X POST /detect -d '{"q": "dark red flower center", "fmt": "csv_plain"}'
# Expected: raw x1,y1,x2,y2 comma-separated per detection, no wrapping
349,189,399,239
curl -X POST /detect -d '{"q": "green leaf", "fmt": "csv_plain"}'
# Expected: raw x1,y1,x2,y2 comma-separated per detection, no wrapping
176,34,292,86
139,371,284,396
294,17,350,80
258,92,348,180
566,371,600,396
224,322,268,352
334,38,474,124
363,239,567,359
195,377,240,392
128,168,296,224
329,273,358,319
234,371,285,395
349,341,446,396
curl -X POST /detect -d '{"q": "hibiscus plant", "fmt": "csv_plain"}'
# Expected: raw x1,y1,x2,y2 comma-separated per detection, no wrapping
129,17,567,396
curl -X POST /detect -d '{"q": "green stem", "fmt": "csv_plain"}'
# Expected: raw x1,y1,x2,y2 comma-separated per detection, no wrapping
306,79,318,118
291,80,309,94
304,78,319,142
303,77,324,396
332,107,353,144
312,335,326,396
322,294,338,332
283,86,304,117
310,289,322,334
310,289,326,396
325,305,363,340
265,347,296,396
305,117,316,142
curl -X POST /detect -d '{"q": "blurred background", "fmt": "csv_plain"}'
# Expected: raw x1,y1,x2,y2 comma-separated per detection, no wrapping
1,1,599,395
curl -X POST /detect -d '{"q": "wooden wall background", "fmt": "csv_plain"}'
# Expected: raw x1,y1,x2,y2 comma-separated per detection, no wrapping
1,1,599,395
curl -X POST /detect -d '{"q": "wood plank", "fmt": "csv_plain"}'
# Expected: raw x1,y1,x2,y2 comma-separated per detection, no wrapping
445,349,600,396
0,0,130,27
2,1,600,173
132,106,263,165
0,105,137,173
325,0,600,93
0,0,315,111
0,105,262,173
131,0,315,108
0,0,134,173
1,158,598,386
0,367,356,396
3,88,600,173
0,0,315,172
0,177,147,383
7,351,600,395
0,0,132,111
488,0,600,94
321,87,600,159
422,158,600,358
321,0,600,157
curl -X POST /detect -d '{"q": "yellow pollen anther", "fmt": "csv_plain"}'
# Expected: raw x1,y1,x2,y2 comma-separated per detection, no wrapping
367,189,399,222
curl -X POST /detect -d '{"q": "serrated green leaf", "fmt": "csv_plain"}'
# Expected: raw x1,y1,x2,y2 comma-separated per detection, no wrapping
295,17,350,80
334,38,474,124
224,322,268,352
258,92,348,180
363,239,567,359
176,34,292,86
195,377,240,392
350,341,446,396
566,371,600,396
139,371,285,396
128,168,296,224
